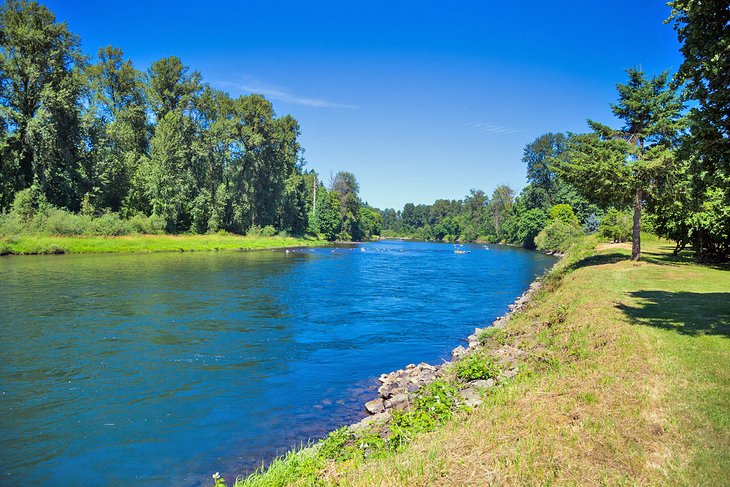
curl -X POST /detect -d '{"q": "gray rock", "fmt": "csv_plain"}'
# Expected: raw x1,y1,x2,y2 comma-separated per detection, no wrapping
378,382,397,399
469,378,495,389
384,393,409,410
365,398,385,414
451,345,467,359
457,387,483,408
350,411,391,432
415,369,436,383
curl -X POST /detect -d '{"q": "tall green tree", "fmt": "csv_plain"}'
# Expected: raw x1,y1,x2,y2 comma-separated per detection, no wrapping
315,187,341,241
84,46,147,211
0,0,86,209
666,0,730,260
331,171,361,239
522,133,566,206
145,56,201,122
464,189,489,235
490,184,514,238
558,68,683,260
141,111,192,231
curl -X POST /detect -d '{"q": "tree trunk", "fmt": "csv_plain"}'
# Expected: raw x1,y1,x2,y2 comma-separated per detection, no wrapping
632,188,642,261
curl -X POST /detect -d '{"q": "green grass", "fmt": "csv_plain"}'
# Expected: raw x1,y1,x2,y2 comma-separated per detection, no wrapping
220,237,729,486
0,233,328,255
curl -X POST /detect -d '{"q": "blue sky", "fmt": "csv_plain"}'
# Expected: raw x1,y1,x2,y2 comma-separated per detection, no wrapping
47,0,683,210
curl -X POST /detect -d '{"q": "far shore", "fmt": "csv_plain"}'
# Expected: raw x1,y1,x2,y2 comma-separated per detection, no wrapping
0,233,333,256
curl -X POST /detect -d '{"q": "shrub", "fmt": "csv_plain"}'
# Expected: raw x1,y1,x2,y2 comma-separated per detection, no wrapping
261,225,277,237
390,381,460,437
127,214,166,234
0,197,168,237
548,204,580,227
11,186,49,220
535,221,583,253
453,352,501,382
318,427,355,461
583,213,600,234
600,209,632,242
42,208,87,235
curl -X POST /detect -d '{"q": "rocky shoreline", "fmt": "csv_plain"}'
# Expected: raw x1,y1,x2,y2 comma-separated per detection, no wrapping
348,277,546,433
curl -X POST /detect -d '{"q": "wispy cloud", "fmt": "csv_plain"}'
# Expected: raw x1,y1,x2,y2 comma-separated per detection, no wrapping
214,78,358,110
466,122,521,135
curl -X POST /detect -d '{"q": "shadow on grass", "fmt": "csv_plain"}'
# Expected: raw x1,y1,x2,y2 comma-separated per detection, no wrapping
566,252,628,272
619,290,730,338
641,245,729,270
568,245,729,271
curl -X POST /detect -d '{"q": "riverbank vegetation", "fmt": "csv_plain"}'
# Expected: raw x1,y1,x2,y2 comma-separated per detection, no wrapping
2,0,726,260
0,233,322,255
0,0,381,250
223,235,729,486
380,0,729,262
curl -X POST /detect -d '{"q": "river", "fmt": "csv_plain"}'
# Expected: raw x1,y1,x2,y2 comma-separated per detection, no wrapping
0,240,555,486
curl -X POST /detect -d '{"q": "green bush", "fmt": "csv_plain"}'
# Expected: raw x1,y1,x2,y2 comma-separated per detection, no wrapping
535,221,584,253
0,196,169,237
127,214,166,234
600,208,632,242
42,208,88,235
390,381,460,437
246,225,262,236
261,225,277,237
11,186,49,220
548,204,580,227
453,352,501,382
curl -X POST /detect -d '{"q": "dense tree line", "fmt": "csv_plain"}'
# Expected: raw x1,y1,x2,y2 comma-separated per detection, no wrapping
1,1,726,257
0,0,380,241
381,0,729,261
380,133,599,248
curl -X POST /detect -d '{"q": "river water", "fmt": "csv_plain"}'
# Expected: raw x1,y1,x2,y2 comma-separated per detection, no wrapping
0,240,555,486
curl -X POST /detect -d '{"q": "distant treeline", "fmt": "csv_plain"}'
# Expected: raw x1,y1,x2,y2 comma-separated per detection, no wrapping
379,132,601,247
381,1,729,261
0,0,380,241
1,1,727,259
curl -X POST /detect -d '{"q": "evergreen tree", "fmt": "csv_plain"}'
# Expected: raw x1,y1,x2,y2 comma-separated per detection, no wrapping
558,68,683,260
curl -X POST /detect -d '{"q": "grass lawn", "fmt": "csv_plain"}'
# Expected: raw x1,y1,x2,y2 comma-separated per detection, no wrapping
232,238,729,486
0,233,328,255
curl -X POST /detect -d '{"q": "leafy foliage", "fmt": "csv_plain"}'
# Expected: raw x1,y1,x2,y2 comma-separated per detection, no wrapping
0,1,384,241
548,204,580,227
557,68,683,260
599,209,632,243
452,353,501,382
535,221,583,253
663,0,730,261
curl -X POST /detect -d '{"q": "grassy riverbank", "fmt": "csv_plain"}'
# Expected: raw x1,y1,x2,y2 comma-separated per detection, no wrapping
229,237,729,486
0,233,326,255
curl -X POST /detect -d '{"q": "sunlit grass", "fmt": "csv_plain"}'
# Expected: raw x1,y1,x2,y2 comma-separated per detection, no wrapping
0,233,327,255
227,236,729,486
